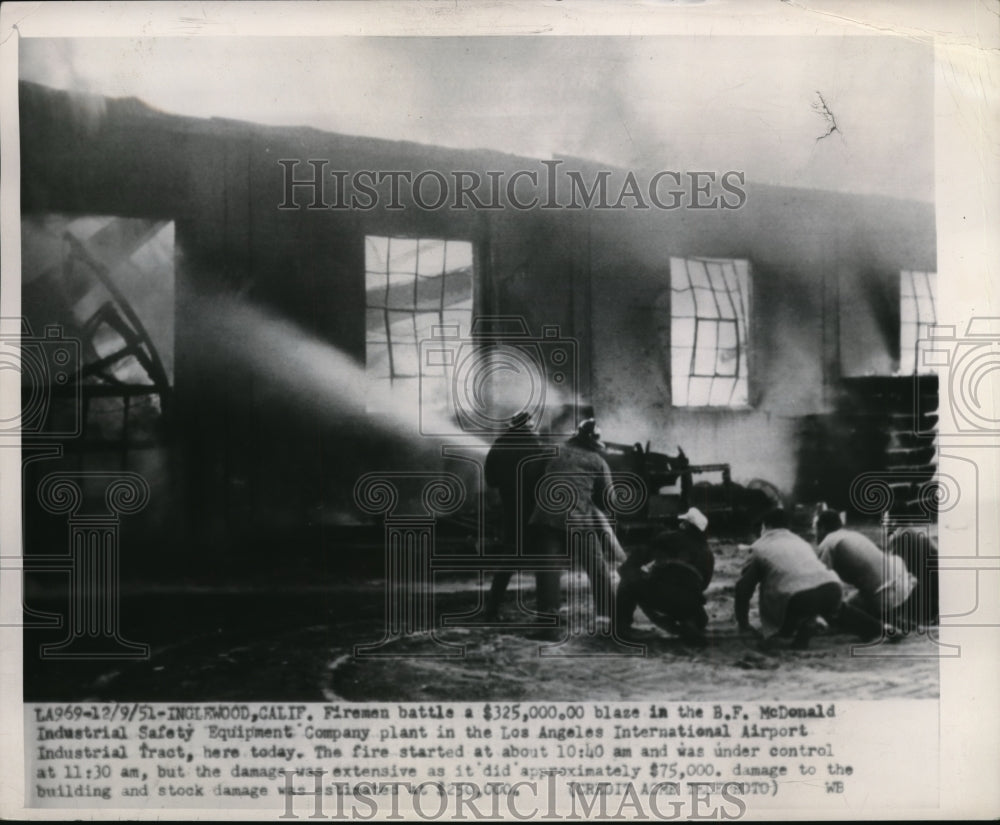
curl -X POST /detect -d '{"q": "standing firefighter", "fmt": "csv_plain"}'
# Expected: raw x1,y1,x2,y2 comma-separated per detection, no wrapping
615,507,715,644
529,419,627,619
482,412,550,620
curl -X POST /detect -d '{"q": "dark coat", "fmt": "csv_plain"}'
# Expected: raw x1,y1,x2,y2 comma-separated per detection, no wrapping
622,524,715,590
484,426,547,542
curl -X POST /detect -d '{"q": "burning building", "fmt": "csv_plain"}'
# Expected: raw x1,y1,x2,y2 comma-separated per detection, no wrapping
17,75,936,567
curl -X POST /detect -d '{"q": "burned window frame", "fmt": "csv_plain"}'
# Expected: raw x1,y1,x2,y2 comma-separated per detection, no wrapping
19,213,175,447
668,256,752,408
363,234,476,402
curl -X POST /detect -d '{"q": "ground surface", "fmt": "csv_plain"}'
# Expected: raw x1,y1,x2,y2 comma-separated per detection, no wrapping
24,533,940,702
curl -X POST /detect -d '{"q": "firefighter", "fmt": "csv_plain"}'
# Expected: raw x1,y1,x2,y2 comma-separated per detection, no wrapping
813,509,911,638
615,507,714,644
482,412,550,620
528,419,626,620
734,508,844,649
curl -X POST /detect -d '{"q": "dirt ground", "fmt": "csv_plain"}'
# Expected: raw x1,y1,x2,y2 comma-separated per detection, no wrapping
24,532,940,703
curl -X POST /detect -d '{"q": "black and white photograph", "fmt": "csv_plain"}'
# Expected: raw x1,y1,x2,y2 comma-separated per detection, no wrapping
1,0,997,819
